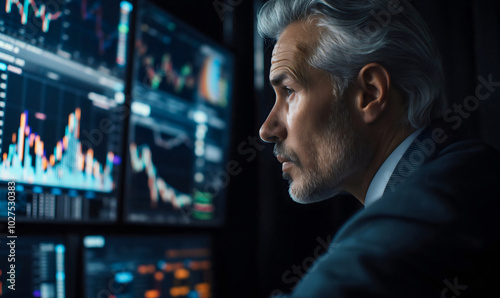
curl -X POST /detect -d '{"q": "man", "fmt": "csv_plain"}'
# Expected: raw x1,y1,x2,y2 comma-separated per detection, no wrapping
258,0,500,297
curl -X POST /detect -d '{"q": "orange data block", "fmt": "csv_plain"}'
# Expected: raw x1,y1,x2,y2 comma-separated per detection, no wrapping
29,133,35,147
190,260,211,270
174,268,190,280
195,283,210,292
56,141,62,160
164,262,183,272
138,264,156,275
170,286,190,297
87,148,94,159
154,271,164,281
63,136,68,150
20,112,25,127
34,135,40,155
144,289,160,298
75,109,81,138
39,140,44,157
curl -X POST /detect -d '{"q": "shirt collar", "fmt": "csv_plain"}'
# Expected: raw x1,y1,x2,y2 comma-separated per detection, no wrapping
364,128,424,208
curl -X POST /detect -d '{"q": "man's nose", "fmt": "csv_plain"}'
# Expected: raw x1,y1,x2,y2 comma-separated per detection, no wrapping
259,105,287,143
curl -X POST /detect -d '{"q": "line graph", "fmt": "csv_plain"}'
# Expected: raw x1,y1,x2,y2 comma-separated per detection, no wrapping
129,142,192,209
5,0,63,32
126,123,217,222
153,130,191,151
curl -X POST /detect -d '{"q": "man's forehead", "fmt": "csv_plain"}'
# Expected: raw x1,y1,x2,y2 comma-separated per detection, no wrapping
271,21,320,63
269,20,323,86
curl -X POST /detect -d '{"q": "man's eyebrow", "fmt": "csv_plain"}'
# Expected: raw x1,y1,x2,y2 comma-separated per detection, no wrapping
270,73,290,87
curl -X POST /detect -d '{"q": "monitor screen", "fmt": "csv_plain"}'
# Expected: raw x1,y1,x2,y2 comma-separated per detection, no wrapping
83,235,212,298
0,0,133,222
0,236,70,298
124,1,234,226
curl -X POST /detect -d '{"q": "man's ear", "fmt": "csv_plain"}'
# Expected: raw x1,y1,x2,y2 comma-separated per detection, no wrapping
353,63,391,124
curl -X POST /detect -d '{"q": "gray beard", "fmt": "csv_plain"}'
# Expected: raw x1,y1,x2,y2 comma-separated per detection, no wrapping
286,96,363,204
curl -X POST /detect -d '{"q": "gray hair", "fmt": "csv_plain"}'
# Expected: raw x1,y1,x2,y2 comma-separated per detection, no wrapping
258,0,446,128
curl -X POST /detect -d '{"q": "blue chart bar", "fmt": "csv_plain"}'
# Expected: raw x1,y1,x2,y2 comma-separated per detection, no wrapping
116,1,133,66
0,109,114,192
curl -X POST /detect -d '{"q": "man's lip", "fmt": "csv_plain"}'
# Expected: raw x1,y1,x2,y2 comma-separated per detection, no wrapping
281,161,293,172
276,155,294,172
276,155,291,164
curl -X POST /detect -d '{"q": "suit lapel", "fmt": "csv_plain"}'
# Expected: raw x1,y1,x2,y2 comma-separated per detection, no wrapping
382,119,468,196
383,127,436,196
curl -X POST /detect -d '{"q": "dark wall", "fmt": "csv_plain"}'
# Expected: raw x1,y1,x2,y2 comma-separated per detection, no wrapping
411,0,500,149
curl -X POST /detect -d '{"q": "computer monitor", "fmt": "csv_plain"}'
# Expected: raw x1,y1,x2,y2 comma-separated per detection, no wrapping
83,235,212,298
124,0,234,226
0,0,133,222
0,236,72,297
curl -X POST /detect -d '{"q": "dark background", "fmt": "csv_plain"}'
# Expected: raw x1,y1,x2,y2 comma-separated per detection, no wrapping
11,0,500,297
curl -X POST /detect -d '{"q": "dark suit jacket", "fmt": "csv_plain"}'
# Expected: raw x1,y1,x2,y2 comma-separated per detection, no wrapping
278,125,500,297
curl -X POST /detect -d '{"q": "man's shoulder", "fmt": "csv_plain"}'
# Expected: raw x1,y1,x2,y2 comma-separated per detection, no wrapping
415,136,499,193
433,135,499,163
338,133,500,250
377,136,500,217
386,122,500,198
321,138,500,297
423,136,500,179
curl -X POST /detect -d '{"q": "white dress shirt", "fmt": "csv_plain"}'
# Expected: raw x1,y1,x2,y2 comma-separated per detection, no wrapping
364,128,424,208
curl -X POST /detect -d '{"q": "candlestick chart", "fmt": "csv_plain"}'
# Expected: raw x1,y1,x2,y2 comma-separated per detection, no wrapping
0,55,123,222
135,18,199,101
134,11,231,110
4,0,63,32
0,64,120,192
0,0,132,78
0,109,114,191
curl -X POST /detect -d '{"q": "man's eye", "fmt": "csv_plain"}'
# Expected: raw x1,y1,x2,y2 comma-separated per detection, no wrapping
284,87,295,97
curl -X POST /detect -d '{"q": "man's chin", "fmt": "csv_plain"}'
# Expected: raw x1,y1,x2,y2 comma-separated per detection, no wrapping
288,180,340,204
